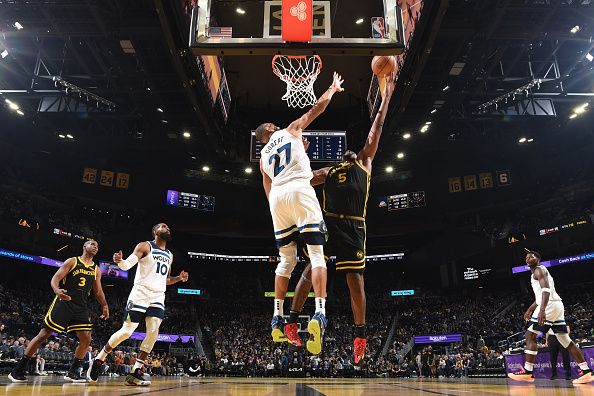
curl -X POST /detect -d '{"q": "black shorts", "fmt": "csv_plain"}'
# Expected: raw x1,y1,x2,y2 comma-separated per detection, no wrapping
44,297,92,333
325,216,366,274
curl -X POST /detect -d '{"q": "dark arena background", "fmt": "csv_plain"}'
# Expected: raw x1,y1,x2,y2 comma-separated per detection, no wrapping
0,0,594,395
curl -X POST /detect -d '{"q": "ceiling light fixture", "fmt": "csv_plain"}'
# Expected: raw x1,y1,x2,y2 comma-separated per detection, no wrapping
519,137,527,143
527,138,534,142
397,152,404,159
403,133,411,140
355,18,364,24
1,49,8,59
202,166,210,172
425,121,432,125
157,108,163,112
66,134,74,139
14,22,23,30
586,53,593,62
431,109,437,114
386,166,393,173
442,85,450,91
183,131,191,138
570,25,580,34
58,134,65,139
569,113,577,119
245,167,253,174
420,125,429,133
236,7,246,14
16,110,24,116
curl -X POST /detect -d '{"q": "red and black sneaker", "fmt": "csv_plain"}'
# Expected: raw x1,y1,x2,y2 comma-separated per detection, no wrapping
285,322,302,347
354,337,367,365
508,367,535,383
573,368,594,385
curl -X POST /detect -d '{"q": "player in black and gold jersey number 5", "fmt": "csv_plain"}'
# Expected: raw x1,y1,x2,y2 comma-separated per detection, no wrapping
9,240,109,383
284,76,395,365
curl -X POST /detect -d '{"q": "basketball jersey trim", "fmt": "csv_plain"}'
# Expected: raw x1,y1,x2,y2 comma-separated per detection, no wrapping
354,159,371,176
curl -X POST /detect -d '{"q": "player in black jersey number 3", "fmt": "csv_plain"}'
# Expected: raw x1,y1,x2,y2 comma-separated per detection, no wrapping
8,240,109,383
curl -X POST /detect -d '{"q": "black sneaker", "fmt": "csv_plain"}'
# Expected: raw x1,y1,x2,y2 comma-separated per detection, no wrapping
87,358,104,383
125,368,151,386
64,371,87,383
8,370,27,383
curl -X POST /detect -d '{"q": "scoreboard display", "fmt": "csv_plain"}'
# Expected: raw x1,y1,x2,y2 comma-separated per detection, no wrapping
166,190,215,211
387,191,426,211
250,130,346,162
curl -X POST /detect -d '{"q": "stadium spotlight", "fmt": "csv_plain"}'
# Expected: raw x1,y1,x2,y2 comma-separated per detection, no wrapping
573,103,588,114
182,131,191,138
202,166,210,172
425,121,432,125
527,138,534,142
386,166,393,173
355,18,364,24
397,152,405,159
14,22,23,30
569,113,578,119
570,25,580,34
245,167,253,174
5,99,19,110
586,53,593,62
1,49,8,58
157,107,163,112
442,85,450,92
236,7,246,14
420,125,429,133
16,110,24,116
431,109,437,114
518,137,527,143
403,133,411,140
58,134,66,139
66,134,74,139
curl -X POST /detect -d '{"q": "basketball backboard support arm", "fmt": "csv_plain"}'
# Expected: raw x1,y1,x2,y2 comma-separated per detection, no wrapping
188,0,405,56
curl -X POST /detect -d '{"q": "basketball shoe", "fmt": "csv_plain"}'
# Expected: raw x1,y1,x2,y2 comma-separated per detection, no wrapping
125,368,151,386
573,368,594,384
306,312,327,355
508,367,535,383
87,358,104,383
354,337,367,365
285,322,302,347
271,315,288,343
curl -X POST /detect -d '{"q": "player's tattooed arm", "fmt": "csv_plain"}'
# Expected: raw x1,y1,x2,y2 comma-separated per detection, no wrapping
51,258,75,301
358,74,395,166
311,167,331,186
92,268,109,320
287,72,344,137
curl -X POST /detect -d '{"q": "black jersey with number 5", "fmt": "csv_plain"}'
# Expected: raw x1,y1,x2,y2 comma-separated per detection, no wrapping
323,160,371,218
61,257,97,306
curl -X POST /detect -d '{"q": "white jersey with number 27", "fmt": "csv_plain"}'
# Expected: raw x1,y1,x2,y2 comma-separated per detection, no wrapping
261,129,313,187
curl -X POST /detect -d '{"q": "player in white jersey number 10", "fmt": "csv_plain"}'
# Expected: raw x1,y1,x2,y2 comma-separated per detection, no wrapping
255,72,344,356
508,249,593,384
86,223,189,386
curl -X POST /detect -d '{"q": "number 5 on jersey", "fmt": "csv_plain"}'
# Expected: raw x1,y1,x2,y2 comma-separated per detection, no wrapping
269,143,292,177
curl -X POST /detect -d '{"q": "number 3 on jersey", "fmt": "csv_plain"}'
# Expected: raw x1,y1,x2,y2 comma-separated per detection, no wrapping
269,143,292,177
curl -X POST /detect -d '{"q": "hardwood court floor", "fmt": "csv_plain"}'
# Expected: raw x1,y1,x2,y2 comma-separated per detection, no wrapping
1,376,594,396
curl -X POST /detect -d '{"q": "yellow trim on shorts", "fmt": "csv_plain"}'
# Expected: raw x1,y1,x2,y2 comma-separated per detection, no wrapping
336,258,365,265
336,264,366,270
44,296,65,331
43,319,63,333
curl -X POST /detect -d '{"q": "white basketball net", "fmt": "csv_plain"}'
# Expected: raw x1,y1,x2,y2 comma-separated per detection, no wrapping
272,55,323,109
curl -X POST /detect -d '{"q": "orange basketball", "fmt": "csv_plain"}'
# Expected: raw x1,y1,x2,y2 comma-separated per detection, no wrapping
371,56,396,77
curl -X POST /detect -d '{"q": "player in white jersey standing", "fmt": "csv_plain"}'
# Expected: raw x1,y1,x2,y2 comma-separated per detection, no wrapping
255,71,344,355
508,249,593,384
86,223,189,386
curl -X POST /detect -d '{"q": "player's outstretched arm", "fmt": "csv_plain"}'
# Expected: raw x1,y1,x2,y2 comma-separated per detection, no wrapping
113,242,149,271
287,72,344,138
51,258,76,301
92,268,109,320
311,167,331,186
167,270,189,286
357,76,395,167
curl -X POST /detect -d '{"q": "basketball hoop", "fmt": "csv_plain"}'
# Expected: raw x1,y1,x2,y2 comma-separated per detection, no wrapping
272,55,323,109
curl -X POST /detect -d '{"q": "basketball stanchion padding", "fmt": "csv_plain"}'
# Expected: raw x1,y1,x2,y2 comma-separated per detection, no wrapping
282,0,313,42
272,55,323,109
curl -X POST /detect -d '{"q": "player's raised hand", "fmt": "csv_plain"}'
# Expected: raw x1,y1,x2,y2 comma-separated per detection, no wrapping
55,289,71,301
179,270,189,282
113,250,123,263
331,72,345,92
100,305,109,320
302,137,310,151
383,73,396,100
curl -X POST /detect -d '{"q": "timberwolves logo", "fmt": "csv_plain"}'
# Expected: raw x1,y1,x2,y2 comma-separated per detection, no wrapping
319,220,327,235
126,300,134,311
356,250,364,260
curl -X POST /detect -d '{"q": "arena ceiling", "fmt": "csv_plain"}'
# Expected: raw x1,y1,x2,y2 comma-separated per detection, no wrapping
0,0,593,171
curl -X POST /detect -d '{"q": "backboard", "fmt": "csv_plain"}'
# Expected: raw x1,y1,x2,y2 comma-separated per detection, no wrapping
188,0,405,56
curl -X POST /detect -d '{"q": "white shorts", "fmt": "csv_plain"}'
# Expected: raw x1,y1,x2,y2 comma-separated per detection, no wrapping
125,285,165,321
528,301,567,334
269,182,325,247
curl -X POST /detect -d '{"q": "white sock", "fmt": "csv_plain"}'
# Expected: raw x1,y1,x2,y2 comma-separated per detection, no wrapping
578,362,590,371
524,361,534,372
133,359,145,371
274,299,284,317
97,347,109,361
315,297,326,316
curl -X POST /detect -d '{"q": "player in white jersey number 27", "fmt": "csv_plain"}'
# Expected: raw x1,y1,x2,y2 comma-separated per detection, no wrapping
86,223,189,386
255,72,344,356
508,249,593,384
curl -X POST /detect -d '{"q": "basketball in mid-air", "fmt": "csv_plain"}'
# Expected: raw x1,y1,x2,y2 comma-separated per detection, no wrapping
371,56,396,77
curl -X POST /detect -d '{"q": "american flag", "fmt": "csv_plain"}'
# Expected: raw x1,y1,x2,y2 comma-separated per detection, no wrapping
209,27,232,38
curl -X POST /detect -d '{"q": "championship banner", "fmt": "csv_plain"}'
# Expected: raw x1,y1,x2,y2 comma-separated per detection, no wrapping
505,347,594,379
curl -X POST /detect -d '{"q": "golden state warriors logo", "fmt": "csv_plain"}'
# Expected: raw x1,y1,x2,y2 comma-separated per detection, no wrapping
356,250,364,260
